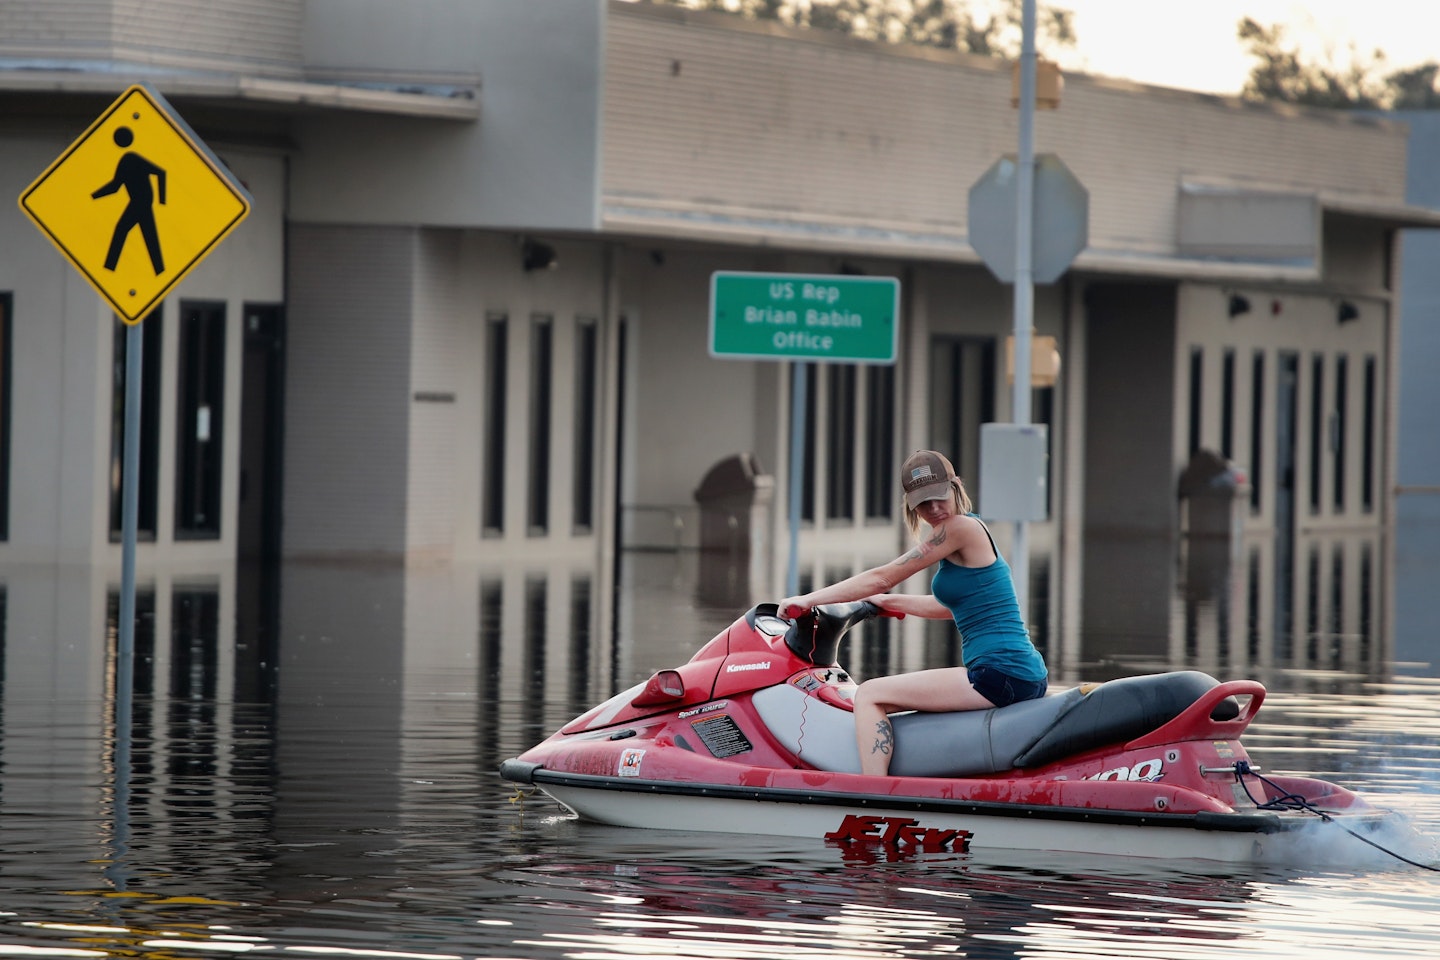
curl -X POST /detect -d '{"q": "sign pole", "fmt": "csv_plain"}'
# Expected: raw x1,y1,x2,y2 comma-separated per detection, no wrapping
118,321,141,705
103,319,142,891
1011,0,1038,622
785,362,807,596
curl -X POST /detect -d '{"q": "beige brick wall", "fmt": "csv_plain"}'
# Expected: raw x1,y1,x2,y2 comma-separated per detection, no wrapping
0,0,303,76
602,3,1410,263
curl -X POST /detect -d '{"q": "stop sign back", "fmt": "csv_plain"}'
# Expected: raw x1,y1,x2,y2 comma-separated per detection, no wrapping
968,153,1088,284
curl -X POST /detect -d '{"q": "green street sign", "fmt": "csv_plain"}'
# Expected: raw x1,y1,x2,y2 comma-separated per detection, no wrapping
709,271,899,363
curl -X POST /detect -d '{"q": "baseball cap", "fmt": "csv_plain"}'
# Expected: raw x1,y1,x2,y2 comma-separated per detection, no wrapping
901,450,956,509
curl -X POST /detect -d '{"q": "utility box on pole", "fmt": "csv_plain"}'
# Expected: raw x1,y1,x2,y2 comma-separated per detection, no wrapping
978,423,1049,522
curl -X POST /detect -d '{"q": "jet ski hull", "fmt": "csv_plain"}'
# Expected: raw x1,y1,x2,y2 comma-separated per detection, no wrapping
502,759,1387,861
500,602,1396,862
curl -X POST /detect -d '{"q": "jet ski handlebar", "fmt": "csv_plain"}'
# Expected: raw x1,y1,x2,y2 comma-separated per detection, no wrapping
772,600,899,666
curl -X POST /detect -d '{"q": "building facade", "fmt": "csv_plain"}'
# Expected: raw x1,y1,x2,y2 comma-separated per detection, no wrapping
1392,110,1440,667
1,0,1433,670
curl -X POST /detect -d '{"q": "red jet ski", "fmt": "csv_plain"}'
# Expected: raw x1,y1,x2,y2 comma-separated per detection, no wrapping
501,601,1393,861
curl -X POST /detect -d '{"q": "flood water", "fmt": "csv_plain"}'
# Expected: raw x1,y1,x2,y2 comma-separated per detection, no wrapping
1,507,1439,960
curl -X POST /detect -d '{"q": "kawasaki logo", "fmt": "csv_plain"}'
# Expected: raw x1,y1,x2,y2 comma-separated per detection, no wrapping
726,661,772,672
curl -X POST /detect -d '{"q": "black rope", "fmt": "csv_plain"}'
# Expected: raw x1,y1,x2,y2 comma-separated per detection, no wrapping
1232,761,1440,872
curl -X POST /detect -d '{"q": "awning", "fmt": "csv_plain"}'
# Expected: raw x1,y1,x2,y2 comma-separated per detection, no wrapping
0,64,479,121
1316,192,1440,229
1177,182,1440,265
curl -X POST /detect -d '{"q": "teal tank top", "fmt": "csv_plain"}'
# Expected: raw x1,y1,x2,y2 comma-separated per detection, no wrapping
930,516,1047,682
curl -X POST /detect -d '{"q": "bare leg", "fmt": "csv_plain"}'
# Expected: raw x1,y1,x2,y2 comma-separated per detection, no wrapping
852,667,998,777
859,714,894,777
853,682,899,776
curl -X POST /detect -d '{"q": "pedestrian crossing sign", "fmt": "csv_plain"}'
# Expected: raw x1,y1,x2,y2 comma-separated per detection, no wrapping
18,83,252,324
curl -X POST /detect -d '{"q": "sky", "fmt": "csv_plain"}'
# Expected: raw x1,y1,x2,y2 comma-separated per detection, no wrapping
1052,0,1440,95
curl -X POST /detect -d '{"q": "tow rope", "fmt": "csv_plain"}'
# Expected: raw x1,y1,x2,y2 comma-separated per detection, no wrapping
1232,761,1440,872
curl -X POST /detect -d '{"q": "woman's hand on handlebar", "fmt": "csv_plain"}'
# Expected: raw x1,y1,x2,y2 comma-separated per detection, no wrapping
780,595,908,620
867,593,952,619
863,594,910,619
778,596,810,620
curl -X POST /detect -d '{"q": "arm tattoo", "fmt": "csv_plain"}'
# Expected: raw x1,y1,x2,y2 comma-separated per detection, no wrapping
869,718,894,758
891,526,947,567
892,547,923,566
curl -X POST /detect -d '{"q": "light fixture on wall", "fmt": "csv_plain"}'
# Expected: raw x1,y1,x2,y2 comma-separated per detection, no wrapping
1337,300,1359,324
1227,293,1251,318
522,239,558,272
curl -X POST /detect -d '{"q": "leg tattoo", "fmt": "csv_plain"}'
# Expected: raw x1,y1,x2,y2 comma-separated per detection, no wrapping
870,718,894,758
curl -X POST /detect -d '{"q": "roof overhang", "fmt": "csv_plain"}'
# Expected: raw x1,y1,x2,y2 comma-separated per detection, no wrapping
1316,192,1440,229
0,64,479,121
1178,180,1440,254
603,188,1440,285
1074,188,1440,283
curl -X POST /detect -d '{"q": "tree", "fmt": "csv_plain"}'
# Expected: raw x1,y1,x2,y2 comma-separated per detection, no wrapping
1387,63,1440,111
1238,16,1440,110
634,0,1077,60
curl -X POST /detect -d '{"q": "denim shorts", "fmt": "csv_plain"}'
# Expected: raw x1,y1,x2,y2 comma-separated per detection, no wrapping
968,664,1048,708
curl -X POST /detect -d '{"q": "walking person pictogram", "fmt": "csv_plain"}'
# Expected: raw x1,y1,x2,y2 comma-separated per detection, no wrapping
92,126,167,275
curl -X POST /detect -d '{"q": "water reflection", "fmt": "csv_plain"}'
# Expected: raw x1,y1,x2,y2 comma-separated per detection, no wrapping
1395,494,1440,669
1157,528,1388,685
0,526,1434,959
460,834,1286,960
0,841,1271,960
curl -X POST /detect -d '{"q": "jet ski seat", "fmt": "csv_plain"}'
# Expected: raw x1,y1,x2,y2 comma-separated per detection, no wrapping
753,670,1237,777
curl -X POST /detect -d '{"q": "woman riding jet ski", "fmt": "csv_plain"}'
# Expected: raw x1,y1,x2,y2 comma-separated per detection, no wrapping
501,598,1392,862
778,449,1047,778
503,451,1396,861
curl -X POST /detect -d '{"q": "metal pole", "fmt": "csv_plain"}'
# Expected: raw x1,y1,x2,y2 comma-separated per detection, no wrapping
1011,0,1037,621
119,321,141,692
109,319,142,889
786,362,807,596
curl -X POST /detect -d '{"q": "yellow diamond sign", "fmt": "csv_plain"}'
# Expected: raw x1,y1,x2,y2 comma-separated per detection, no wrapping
18,83,251,324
